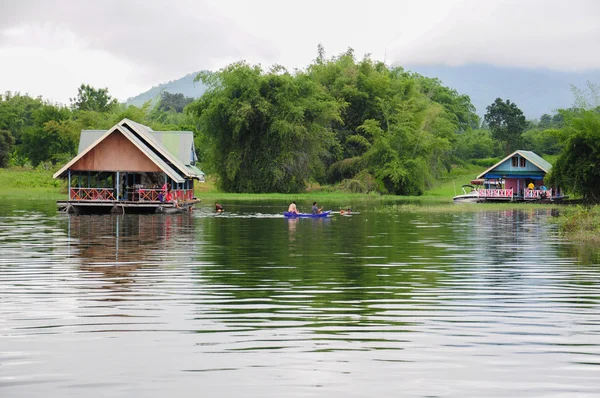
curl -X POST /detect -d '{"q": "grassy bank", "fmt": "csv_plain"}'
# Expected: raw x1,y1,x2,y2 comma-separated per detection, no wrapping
552,206,600,243
0,167,65,200
375,202,560,213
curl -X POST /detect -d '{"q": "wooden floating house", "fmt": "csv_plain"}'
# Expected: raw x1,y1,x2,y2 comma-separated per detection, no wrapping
471,150,565,202
53,119,205,214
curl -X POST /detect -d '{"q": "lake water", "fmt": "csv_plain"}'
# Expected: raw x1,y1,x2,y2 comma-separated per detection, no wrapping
2,200,600,397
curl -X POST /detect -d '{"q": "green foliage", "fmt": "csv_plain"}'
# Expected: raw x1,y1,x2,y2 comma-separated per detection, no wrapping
0,167,62,188
70,84,118,112
0,129,14,167
538,113,564,129
19,104,78,166
307,49,475,195
471,157,501,168
521,127,568,155
413,74,480,131
0,92,44,145
454,129,501,159
553,205,600,243
157,92,194,113
189,62,341,193
0,85,200,168
484,98,527,153
547,110,600,202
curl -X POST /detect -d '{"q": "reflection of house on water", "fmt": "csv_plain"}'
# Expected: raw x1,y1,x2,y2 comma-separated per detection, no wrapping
466,209,558,266
66,214,196,289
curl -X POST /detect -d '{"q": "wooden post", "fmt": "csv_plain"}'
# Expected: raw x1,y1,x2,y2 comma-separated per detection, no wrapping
116,171,120,201
68,169,71,200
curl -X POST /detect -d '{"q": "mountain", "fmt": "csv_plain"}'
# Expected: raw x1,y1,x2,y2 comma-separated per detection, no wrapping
125,72,208,107
126,65,600,120
405,64,600,119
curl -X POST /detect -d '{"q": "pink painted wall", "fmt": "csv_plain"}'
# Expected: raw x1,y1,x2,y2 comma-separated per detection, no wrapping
505,179,519,192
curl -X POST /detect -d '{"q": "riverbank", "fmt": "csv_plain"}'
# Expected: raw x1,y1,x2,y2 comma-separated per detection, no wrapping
552,206,600,243
0,166,471,203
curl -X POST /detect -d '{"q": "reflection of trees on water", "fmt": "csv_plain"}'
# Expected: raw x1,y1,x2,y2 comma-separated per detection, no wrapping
66,213,195,291
195,214,455,326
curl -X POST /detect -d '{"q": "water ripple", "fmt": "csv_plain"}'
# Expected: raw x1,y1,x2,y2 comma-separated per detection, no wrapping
1,206,600,397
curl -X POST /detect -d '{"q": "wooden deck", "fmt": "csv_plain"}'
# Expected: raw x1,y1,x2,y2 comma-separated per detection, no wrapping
57,199,201,214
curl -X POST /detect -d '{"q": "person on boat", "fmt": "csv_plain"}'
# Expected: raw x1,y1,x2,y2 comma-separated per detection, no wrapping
312,201,323,214
215,202,224,213
288,201,299,214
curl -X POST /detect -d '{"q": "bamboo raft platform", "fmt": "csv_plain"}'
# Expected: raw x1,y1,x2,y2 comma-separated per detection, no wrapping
58,198,201,214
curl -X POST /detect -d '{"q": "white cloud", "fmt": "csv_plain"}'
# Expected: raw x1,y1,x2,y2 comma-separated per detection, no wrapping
0,0,598,104
392,0,600,70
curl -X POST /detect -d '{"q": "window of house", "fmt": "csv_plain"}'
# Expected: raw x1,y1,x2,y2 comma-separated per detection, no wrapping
520,157,526,167
512,157,518,167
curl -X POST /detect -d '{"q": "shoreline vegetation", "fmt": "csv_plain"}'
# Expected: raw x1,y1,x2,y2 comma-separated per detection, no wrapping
551,206,600,244
0,164,484,203
1,166,597,243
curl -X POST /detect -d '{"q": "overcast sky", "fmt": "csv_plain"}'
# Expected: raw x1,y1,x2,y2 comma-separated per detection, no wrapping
1,0,598,104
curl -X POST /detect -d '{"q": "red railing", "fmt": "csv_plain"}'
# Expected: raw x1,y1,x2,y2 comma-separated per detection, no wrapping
70,188,115,201
525,189,552,199
477,189,514,198
136,188,194,201
69,188,194,202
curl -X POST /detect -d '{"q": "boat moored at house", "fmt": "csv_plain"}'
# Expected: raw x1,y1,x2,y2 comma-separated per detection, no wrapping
453,185,481,203
460,150,566,203
53,119,205,214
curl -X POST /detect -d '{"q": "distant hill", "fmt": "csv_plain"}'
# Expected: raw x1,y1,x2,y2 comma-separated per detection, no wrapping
125,72,208,107
405,64,600,119
126,65,600,120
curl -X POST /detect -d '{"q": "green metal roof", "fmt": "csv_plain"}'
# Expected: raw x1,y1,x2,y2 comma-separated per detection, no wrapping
148,131,198,165
518,150,552,172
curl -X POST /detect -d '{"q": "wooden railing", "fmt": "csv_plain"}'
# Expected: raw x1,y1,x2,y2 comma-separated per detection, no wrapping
70,188,115,201
135,188,194,202
69,188,194,202
525,189,552,199
477,189,514,198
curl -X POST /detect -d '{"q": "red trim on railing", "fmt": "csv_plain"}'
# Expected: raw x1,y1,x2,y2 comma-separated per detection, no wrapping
477,189,514,198
70,188,116,201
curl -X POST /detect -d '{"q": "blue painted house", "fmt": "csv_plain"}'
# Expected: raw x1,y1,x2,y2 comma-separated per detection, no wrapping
475,150,563,200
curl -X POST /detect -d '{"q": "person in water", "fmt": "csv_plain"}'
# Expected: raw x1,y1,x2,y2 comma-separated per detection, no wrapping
312,201,322,214
215,203,224,212
288,201,299,214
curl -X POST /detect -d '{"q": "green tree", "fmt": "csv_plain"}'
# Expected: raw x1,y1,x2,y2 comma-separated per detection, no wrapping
484,98,527,153
0,92,44,146
20,103,77,165
188,62,341,193
454,129,501,160
548,110,600,202
157,92,194,113
308,48,471,194
70,84,118,112
0,129,14,167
